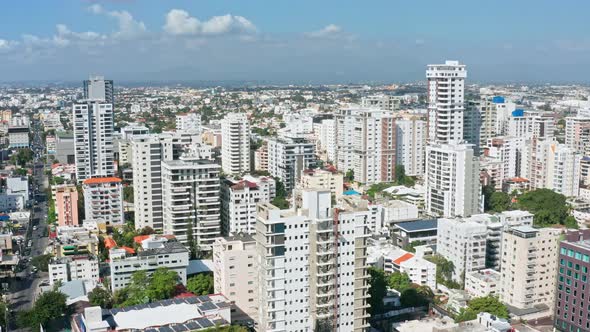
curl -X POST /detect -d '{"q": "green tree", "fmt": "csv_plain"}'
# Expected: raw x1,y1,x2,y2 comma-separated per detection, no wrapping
482,185,496,211
368,267,387,315
186,274,214,295
345,169,354,182
123,186,134,203
488,192,511,212
186,224,198,259
388,272,412,292
145,268,179,301
400,287,429,308
31,254,52,272
17,290,67,331
516,189,570,227
455,308,477,322
455,295,509,322
121,270,150,306
88,286,113,308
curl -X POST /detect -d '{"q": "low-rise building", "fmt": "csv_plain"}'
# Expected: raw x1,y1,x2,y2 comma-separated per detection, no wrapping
465,268,501,298
71,294,232,332
109,235,189,292
299,168,343,199
391,219,438,248
48,256,100,286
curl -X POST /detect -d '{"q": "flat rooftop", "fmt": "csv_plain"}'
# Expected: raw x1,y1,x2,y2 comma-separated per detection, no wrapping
396,219,438,232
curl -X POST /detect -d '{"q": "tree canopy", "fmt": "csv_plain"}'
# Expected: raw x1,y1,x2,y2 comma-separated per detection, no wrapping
455,295,509,322
368,267,387,315
17,290,67,331
516,189,574,227
114,268,180,307
186,274,214,295
88,286,113,308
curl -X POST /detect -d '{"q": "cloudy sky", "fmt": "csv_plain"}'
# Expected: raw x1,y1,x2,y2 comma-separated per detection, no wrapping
1,0,590,83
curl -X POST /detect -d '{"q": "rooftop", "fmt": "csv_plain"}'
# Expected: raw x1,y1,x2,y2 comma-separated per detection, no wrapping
137,241,188,257
82,177,122,185
396,219,438,232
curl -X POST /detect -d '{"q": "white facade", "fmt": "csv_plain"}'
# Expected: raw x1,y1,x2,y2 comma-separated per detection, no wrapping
256,190,371,332
73,101,115,182
425,142,481,218
426,60,467,143
83,177,124,226
161,158,221,251
530,139,581,197
267,136,316,192
399,256,437,290
8,127,29,148
335,108,397,184
507,111,555,140
6,177,29,204
485,136,526,183
132,132,208,231
396,118,426,176
565,115,590,155
212,235,258,323
221,113,250,175
436,218,487,282
109,238,189,292
221,175,276,235
176,113,202,133
320,119,337,163
361,94,401,111
465,269,501,298
48,257,100,286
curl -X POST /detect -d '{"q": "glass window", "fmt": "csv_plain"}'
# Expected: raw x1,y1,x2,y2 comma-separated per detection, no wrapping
569,249,575,257
584,255,590,263
562,248,568,255
576,252,583,260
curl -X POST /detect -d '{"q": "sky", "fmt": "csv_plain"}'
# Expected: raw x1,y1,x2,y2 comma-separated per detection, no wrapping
1,0,590,84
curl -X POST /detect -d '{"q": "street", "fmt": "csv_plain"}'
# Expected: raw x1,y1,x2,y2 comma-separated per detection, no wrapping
6,119,50,320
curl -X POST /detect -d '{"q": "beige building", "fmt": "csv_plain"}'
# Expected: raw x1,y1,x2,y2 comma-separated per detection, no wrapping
212,234,258,324
500,226,561,310
299,168,343,200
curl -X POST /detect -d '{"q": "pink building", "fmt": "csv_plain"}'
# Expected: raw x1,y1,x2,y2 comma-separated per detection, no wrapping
55,185,79,226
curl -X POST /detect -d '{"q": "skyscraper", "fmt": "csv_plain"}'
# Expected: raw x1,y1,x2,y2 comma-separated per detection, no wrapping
426,60,467,143
83,76,114,105
221,113,251,175
396,118,426,176
73,101,115,182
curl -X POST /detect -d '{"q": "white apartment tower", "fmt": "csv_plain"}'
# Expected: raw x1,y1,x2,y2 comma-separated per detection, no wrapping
436,218,487,282
132,132,209,231
565,115,590,155
161,156,221,251
320,119,337,163
83,76,114,105
530,139,581,197
256,190,371,332
73,101,115,182
267,136,316,192
82,177,124,226
176,113,202,133
221,175,276,235
396,118,426,176
221,113,251,175
335,108,397,184
426,60,467,143
425,142,481,218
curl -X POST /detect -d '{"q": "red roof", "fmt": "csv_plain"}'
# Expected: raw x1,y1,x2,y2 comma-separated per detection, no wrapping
83,177,122,185
133,234,175,244
175,292,196,298
104,237,117,249
121,246,135,254
393,253,414,265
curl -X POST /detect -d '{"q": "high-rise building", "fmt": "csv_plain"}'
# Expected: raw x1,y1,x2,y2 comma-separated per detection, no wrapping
500,226,561,311
212,234,258,324
161,157,221,251
256,190,370,331
565,114,590,155
221,113,251,175
507,110,555,140
254,143,268,172
82,177,124,226
221,175,276,235
396,118,426,176
319,119,337,163
267,136,316,192
530,139,581,197
335,108,397,184
83,76,114,105
73,101,115,182
426,60,467,143
485,136,526,185
436,218,487,282
425,142,481,218
55,185,79,226
554,230,590,332
131,132,209,231
176,113,202,133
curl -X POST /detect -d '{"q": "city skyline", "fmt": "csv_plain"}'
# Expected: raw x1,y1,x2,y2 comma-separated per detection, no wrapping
1,1,590,83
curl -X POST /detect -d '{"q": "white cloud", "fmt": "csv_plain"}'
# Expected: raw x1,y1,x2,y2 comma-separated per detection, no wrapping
163,9,256,36
305,24,342,38
87,5,147,39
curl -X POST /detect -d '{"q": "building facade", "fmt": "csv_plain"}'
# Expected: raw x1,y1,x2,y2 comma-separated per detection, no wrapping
82,177,124,226
221,113,251,175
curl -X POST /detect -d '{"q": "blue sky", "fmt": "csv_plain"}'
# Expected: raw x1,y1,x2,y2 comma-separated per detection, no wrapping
1,1,589,83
